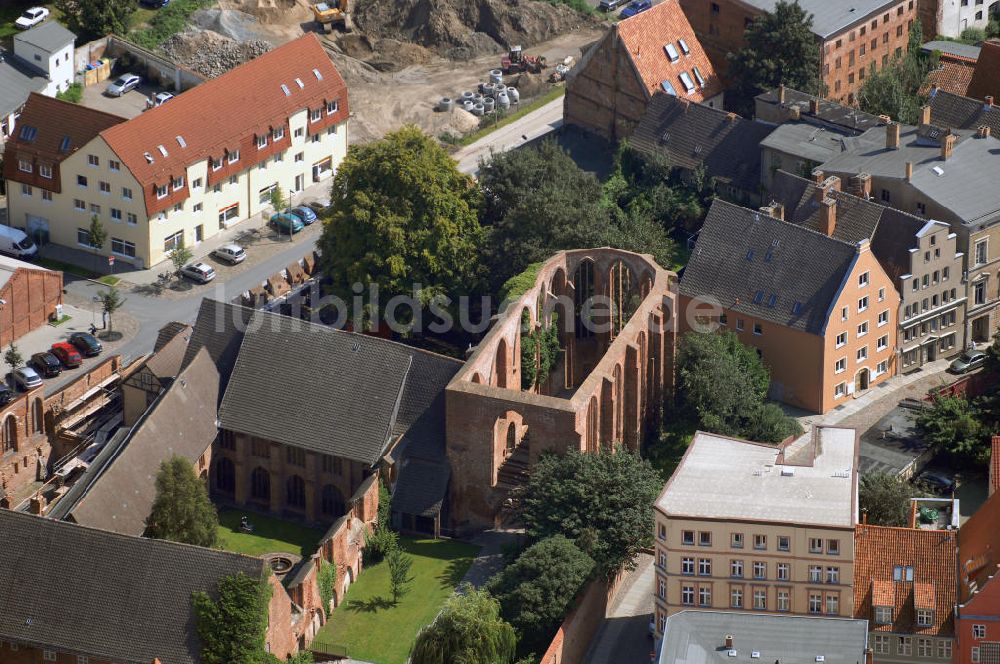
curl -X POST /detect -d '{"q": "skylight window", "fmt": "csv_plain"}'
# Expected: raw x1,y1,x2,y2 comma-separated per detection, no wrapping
679,71,696,93
157,145,168,157
661,80,677,96
664,43,680,62
295,78,305,89
768,294,778,307
176,135,187,148
59,136,71,152
144,152,154,164
746,249,754,261
692,66,706,88
753,291,764,304
313,68,323,80
678,39,690,55
281,84,291,96
792,302,803,315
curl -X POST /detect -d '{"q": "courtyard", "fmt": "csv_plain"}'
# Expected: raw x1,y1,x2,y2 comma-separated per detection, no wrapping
215,508,324,558
312,537,480,664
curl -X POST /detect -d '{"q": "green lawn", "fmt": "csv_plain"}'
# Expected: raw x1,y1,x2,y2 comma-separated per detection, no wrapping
215,508,324,558
313,537,479,663
0,2,58,39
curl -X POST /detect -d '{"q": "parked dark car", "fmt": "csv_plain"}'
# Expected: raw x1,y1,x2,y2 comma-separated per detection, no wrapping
291,205,318,226
30,351,62,378
619,0,652,18
139,0,169,7
69,332,103,357
916,470,956,495
0,383,12,406
50,342,83,368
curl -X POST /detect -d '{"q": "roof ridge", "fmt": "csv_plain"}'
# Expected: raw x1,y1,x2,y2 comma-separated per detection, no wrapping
25,91,128,125
711,198,859,249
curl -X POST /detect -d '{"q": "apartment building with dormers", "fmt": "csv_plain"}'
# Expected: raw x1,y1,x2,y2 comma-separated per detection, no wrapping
2,33,348,269
652,427,859,637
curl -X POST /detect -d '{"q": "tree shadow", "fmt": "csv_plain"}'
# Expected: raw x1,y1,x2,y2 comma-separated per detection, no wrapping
345,596,394,613
131,282,165,297
436,556,476,589
98,330,122,342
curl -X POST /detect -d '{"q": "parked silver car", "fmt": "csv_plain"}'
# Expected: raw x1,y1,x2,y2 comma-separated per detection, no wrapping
180,262,216,284
211,243,246,265
12,367,43,391
949,350,986,374
106,74,142,97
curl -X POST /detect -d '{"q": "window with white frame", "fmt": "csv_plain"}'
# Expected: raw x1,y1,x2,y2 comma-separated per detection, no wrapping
327,100,338,114
753,561,766,579
975,239,988,266
39,164,52,178
835,358,846,373
698,559,711,576
731,587,743,608
753,588,766,609
219,204,239,225
311,108,322,122
699,586,711,606
841,306,849,321
42,190,52,202
99,181,110,194
21,184,32,196
273,127,285,140
87,154,99,167
937,640,951,659
973,624,986,639
835,382,846,397
109,159,120,171
90,203,100,215
878,287,885,301
836,332,847,347
18,159,32,173
898,637,912,656
876,360,887,375
127,213,137,225
875,606,892,624
312,133,321,143
858,295,869,312
731,560,744,577
777,589,790,611
873,635,889,654
857,346,868,361
156,185,167,199
878,310,888,326
172,176,184,190
877,335,888,351
77,228,94,246
681,585,694,605
658,577,666,599
825,594,839,615
916,609,933,626
826,567,839,583
731,532,743,548
809,565,822,582
228,150,239,164
857,321,869,337
163,231,183,253
327,125,337,136
111,208,122,222
194,202,203,213
810,538,823,553
122,187,133,200
658,551,666,569
753,534,766,550
229,175,238,185
859,271,869,287
808,593,822,613
74,199,85,211
77,175,87,187
112,237,136,257
973,647,981,663
257,135,267,149
294,127,304,138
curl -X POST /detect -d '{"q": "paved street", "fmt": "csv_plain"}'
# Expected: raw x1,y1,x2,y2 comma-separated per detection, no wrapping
453,97,565,175
582,554,656,664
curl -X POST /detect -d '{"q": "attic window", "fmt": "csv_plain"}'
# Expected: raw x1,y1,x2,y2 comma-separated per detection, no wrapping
19,125,37,141
157,145,168,157
144,152,154,164
295,78,305,89
679,71,696,93
692,66,706,88
893,565,914,582
281,84,291,96
661,80,678,96
313,68,323,80
678,39,690,55
664,43,680,62
753,290,764,304
792,302,803,315
176,135,187,148
767,294,778,307
59,136,71,152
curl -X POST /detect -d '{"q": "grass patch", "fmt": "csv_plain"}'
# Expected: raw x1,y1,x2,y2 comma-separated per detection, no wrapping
456,86,566,147
669,244,692,273
130,0,213,49
499,261,544,304
56,82,83,104
48,315,72,327
314,537,479,663
129,7,158,30
0,2,59,39
215,508,324,558
97,275,121,286
645,420,697,481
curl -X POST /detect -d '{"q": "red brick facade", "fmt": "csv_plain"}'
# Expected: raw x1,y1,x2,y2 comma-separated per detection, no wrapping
0,265,63,348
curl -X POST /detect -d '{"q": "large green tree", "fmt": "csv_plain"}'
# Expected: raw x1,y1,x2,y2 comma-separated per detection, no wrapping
917,395,988,468
677,331,801,442
858,24,936,124
318,126,485,326
55,0,138,39
192,572,272,664
478,140,609,293
859,471,924,527
487,535,593,653
145,456,219,547
410,584,517,664
518,449,662,578
727,0,822,111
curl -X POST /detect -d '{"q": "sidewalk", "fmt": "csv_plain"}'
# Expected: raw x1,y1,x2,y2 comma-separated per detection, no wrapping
582,554,655,664
35,177,333,286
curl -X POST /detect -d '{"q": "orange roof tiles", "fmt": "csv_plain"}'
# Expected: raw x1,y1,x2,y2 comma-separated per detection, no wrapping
959,487,1000,601
924,58,976,98
854,524,957,636
968,39,1000,103
990,435,1000,496
616,0,723,103
100,33,348,217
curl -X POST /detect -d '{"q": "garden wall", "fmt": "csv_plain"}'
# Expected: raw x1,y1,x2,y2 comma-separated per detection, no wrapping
539,568,627,664
926,371,997,401
100,36,205,91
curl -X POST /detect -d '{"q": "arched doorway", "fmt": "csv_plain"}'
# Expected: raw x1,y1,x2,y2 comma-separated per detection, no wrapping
506,422,517,454
855,368,870,394
321,484,346,518
495,338,509,389
573,259,595,339
250,467,271,503
342,566,354,596
215,457,235,494
287,475,306,509
1,415,16,454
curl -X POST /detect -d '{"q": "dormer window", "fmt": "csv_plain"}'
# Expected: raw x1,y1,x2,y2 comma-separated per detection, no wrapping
171,176,184,190
874,606,893,624
156,185,168,199
327,100,339,115
211,157,222,171
311,108,322,122
256,135,267,149
228,150,240,164
916,609,933,626
273,127,285,141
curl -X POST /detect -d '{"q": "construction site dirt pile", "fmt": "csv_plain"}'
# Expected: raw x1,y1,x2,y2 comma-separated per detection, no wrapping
351,0,599,60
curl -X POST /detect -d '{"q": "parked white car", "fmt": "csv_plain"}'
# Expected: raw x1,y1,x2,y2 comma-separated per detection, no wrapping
211,243,246,265
12,367,43,391
15,7,49,29
153,91,174,106
180,262,216,284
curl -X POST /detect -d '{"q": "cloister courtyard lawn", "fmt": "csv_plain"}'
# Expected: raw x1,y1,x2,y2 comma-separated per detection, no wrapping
215,508,324,558
313,537,480,664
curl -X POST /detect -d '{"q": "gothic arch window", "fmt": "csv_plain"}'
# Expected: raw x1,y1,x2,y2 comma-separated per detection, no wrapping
250,467,271,502
2,415,16,454
321,484,345,518
573,259,595,339
216,457,235,494
287,475,306,509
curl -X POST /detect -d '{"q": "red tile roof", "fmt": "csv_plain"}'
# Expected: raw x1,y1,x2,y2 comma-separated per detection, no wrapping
854,524,957,636
958,486,1000,602
616,0,723,103
923,58,976,98
968,39,1000,103
990,435,1000,496
1,93,127,194
100,33,348,217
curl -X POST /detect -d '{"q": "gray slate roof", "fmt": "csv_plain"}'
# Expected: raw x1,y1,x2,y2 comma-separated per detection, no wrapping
66,348,222,536
680,199,858,335
630,93,773,194
659,610,869,664
0,53,47,119
928,89,1000,135
0,509,263,664
756,87,881,134
739,0,895,37
182,298,256,404
923,40,981,61
14,21,75,53
393,458,452,518
760,122,861,164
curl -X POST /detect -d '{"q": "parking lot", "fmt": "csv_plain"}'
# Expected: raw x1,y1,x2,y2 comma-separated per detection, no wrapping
80,79,164,119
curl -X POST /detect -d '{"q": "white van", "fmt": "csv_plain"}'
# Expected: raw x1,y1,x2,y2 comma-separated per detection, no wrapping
0,225,38,258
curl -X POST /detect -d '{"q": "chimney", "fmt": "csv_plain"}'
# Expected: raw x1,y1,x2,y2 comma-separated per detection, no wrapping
942,133,956,160
920,105,932,126
810,98,820,115
991,436,1000,496
726,112,738,123
778,84,786,103
760,203,785,221
849,172,873,199
813,175,841,203
861,509,869,525
725,635,735,649
820,197,837,236
886,123,901,150
905,161,913,182
812,169,825,184
987,95,995,108
979,125,992,139
787,105,801,121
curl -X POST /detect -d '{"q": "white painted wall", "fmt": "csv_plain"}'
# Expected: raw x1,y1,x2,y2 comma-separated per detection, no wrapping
13,35,74,94
937,0,999,37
